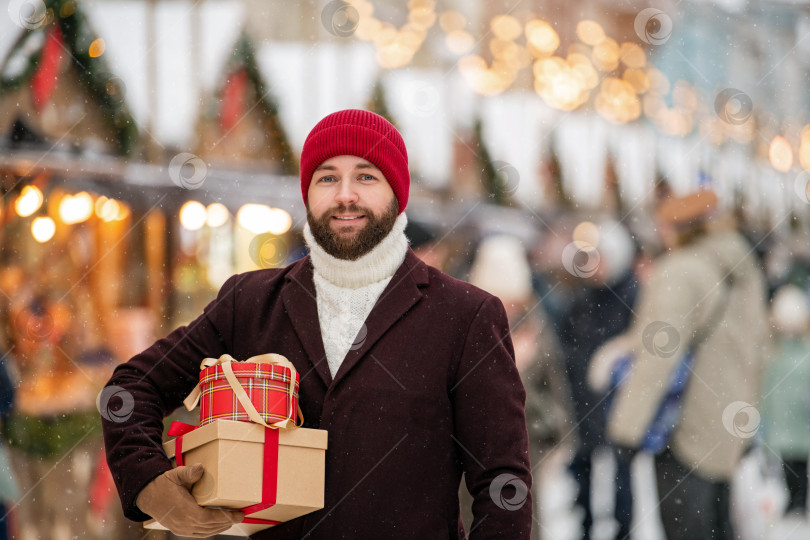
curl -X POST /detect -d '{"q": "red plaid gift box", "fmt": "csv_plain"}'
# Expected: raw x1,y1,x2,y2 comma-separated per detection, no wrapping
199,361,299,426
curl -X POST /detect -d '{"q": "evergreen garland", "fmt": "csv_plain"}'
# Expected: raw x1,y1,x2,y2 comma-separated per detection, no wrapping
0,0,139,156
474,118,513,206
366,80,397,127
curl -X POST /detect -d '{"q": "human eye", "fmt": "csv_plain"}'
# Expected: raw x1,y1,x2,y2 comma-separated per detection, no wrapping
316,175,336,183
359,173,377,182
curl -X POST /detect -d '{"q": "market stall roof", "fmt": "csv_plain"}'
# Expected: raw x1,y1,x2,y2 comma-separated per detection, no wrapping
0,0,139,156
1,1,466,185
0,0,774,216
194,31,296,174
0,148,304,219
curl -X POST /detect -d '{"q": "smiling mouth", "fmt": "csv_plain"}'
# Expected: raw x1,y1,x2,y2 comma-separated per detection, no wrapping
332,215,365,221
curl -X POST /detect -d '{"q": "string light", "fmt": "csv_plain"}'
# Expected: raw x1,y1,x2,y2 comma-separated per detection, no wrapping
576,20,605,46
525,19,559,57
491,15,522,41
769,136,794,172
31,217,56,243
88,38,105,58
179,201,207,231
266,208,292,235
236,205,292,235
58,192,94,224
206,203,230,228
15,186,44,217
799,125,810,170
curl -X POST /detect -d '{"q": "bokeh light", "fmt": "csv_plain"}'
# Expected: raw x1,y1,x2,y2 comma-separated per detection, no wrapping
15,185,44,217
58,192,94,225
31,217,55,243
206,203,230,228
179,201,207,231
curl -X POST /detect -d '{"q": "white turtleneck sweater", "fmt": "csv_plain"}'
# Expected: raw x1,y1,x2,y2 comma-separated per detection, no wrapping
304,213,408,377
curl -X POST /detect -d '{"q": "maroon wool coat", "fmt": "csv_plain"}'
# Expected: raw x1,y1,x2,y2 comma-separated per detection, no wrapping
102,250,533,539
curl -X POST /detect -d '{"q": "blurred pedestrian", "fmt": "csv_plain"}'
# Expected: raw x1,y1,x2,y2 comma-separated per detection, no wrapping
762,284,810,520
466,234,576,540
553,218,638,540
601,189,770,540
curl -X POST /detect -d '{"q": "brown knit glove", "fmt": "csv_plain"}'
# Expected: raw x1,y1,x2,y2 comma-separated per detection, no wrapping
136,464,245,538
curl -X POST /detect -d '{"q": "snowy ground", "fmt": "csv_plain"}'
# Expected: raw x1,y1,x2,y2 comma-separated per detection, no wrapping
538,448,810,540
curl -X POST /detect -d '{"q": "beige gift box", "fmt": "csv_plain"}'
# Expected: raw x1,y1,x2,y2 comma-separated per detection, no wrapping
144,419,328,537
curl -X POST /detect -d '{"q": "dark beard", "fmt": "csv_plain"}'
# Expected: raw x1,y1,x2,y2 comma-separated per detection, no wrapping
307,198,399,261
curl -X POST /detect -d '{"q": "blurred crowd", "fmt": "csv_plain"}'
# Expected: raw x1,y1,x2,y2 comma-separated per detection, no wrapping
0,181,808,540
444,184,809,540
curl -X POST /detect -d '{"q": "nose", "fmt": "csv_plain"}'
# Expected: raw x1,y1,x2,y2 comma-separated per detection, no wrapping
334,177,359,205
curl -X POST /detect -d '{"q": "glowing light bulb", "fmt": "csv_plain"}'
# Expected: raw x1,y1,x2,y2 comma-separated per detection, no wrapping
179,201,207,231
15,186,44,217
266,208,292,235
237,204,272,234
32,217,56,243
59,192,94,224
206,203,230,228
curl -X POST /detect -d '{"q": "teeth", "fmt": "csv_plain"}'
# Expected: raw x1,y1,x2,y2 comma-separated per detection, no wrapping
335,216,360,220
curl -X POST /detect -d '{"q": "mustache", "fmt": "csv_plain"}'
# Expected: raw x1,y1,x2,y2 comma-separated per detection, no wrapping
326,204,368,216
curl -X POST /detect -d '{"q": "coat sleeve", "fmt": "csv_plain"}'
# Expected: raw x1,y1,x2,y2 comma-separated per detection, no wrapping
100,274,241,521
607,256,716,447
452,296,533,539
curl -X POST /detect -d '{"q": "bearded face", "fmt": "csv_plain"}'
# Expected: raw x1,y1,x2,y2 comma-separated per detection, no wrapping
306,197,399,260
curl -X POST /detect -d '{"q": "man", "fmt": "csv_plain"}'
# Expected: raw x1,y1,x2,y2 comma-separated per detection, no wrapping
101,109,532,539
601,188,770,540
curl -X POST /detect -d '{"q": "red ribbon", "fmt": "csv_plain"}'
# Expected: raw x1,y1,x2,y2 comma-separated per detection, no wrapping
167,421,282,526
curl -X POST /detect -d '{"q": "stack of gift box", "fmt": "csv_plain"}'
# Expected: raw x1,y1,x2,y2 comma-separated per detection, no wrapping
145,353,328,537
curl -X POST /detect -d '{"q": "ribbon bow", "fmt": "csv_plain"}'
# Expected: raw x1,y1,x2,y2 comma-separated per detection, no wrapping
183,353,302,430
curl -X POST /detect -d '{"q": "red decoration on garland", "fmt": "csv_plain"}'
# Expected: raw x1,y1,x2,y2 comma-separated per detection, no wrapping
88,445,117,520
31,25,65,111
219,67,248,133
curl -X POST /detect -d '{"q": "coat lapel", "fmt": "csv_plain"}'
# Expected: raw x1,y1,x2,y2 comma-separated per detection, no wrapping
281,256,333,388
331,250,429,387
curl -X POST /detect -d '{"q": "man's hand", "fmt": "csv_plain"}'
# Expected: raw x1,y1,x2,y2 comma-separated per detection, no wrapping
136,464,245,538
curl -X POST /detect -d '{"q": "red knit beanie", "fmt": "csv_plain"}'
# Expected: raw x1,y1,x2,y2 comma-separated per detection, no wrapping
300,109,409,214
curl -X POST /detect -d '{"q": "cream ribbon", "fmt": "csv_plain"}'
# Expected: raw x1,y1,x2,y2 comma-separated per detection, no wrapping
183,353,303,429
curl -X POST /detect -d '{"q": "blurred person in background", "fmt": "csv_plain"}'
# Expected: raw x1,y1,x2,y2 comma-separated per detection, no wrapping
551,218,638,540
464,234,575,540
404,219,451,272
762,284,810,522
597,188,770,540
